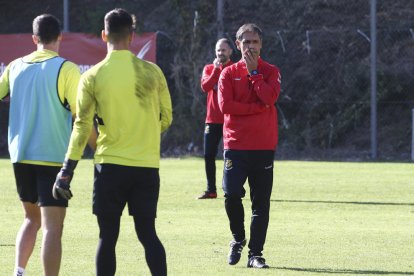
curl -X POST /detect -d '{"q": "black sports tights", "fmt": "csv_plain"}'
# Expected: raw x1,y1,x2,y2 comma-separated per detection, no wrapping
96,216,167,276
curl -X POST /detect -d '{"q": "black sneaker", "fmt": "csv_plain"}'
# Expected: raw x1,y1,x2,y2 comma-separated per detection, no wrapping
228,239,246,265
247,256,269,268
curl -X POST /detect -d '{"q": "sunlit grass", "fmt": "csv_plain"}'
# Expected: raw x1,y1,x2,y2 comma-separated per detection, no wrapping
0,158,413,275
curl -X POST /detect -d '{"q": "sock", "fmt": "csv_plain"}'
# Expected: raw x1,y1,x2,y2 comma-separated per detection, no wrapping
14,267,25,276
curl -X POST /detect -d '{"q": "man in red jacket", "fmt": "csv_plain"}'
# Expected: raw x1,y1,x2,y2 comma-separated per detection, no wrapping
197,38,233,199
218,23,281,268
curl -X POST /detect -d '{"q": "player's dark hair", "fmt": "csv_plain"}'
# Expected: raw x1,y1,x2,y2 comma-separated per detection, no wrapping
236,23,263,41
32,14,62,44
104,8,136,43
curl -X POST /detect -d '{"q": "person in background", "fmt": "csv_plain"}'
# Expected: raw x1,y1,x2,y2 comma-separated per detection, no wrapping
218,23,281,269
197,38,233,199
52,8,172,276
0,14,85,276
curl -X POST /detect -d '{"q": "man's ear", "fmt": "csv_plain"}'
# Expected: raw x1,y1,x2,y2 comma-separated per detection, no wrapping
101,30,107,42
32,35,39,45
128,32,134,44
235,40,241,50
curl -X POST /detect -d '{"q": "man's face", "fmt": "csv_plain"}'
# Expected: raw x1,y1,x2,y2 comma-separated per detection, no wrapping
215,42,232,64
236,31,262,59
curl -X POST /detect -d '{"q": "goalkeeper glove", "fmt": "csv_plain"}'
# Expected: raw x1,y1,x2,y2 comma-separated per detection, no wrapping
53,159,78,200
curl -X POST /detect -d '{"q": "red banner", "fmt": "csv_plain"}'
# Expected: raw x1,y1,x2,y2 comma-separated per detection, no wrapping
0,32,157,75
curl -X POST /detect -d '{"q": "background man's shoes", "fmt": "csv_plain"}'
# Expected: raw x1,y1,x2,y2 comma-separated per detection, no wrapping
197,191,217,199
247,256,269,268
228,239,246,265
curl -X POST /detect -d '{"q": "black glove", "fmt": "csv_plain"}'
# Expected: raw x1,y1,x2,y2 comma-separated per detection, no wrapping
53,159,78,200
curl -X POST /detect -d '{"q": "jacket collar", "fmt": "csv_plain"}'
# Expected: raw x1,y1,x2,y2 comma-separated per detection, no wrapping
220,60,234,70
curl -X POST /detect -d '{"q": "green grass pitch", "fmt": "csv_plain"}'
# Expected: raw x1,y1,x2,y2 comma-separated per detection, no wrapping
0,158,413,275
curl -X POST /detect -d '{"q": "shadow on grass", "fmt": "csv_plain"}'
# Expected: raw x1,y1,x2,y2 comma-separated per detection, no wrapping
275,266,414,275
272,199,414,206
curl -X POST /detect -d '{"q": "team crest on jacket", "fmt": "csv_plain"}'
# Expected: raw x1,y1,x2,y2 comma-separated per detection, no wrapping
225,159,233,170
204,125,210,134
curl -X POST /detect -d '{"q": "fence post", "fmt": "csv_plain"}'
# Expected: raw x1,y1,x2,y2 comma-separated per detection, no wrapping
412,109,414,161
370,0,377,159
217,0,224,39
63,0,69,32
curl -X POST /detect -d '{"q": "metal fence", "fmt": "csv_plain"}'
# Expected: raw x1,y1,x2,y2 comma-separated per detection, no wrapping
266,25,414,159
0,0,413,160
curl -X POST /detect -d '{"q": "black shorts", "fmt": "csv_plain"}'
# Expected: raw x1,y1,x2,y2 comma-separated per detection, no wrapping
222,150,274,198
93,164,160,218
13,163,68,207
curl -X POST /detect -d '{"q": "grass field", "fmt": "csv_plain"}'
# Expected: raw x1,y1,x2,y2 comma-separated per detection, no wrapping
0,158,413,275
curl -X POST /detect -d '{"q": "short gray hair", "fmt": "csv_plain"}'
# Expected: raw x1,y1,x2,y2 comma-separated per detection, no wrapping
235,23,263,41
